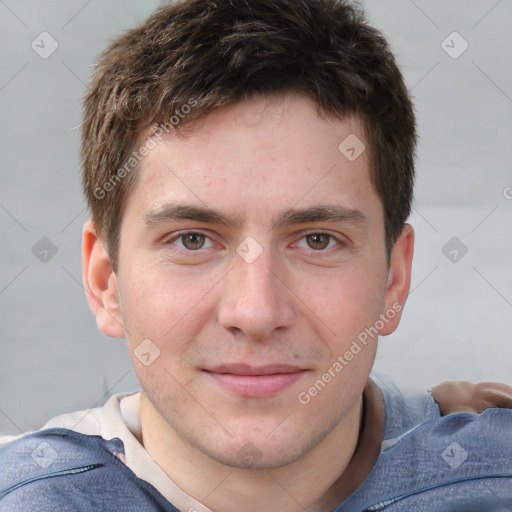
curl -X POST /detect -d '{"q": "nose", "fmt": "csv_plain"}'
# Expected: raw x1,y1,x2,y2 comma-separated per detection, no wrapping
217,246,295,341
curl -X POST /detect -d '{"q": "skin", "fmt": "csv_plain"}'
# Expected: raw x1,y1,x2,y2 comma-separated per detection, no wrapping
83,92,414,511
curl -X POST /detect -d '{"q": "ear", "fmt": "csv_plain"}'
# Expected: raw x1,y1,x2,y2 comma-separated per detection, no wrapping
379,223,414,335
82,220,125,338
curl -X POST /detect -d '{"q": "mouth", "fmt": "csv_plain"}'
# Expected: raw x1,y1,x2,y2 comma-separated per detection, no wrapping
202,364,308,397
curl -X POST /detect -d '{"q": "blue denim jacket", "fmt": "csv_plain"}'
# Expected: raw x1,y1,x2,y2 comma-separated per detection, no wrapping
1,385,511,511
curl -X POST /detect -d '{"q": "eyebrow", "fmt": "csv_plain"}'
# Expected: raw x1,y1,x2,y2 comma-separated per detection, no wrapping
142,203,367,230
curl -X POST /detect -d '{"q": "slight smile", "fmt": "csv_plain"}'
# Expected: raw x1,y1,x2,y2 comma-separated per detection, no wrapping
203,364,309,398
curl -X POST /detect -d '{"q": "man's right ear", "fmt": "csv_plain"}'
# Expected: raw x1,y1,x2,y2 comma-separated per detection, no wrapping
82,220,125,338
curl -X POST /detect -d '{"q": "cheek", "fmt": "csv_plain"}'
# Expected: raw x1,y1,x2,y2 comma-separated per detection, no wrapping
119,265,206,405
118,262,239,406
298,265,386,339
117,261,220,358
295,272,381,410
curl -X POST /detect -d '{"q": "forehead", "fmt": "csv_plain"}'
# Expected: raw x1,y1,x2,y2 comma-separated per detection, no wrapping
127,93,380,225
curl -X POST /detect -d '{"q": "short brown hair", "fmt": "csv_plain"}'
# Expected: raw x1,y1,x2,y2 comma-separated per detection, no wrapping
81,0,416,269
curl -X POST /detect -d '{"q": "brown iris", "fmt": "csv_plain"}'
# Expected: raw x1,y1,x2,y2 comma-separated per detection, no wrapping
306,234,330,250
181,233,206,250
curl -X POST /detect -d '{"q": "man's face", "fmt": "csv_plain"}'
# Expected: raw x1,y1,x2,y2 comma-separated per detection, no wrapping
110,93,401,469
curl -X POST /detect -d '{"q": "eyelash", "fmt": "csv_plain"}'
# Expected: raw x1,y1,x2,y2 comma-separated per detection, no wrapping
165,231,345,254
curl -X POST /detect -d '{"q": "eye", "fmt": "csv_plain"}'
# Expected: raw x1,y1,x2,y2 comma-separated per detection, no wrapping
297,233,342,251
169,232,215,251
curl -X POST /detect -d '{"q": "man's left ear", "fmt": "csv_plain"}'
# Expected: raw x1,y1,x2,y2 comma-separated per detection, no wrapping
379,223,414,335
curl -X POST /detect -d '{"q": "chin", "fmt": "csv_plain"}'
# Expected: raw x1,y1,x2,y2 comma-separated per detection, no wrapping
208,437,310,470
201,416,334,470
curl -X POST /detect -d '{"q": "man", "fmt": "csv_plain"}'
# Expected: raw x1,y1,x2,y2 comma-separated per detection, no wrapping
1,0,511,510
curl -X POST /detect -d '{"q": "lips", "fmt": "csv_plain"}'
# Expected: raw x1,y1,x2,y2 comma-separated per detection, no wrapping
203,364,308,397
206,363,305,376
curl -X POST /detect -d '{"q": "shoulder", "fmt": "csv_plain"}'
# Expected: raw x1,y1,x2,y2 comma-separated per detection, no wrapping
344,380,512,511
377,378,512,442
377,406,512,509
379,379,512,468
0,428,176,512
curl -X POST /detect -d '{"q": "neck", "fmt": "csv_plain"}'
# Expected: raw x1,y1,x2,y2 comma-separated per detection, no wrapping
140,393,363,512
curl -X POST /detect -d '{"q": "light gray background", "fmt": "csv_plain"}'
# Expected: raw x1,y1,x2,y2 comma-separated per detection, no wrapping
1,0,511,435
